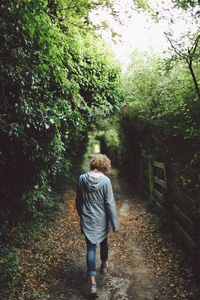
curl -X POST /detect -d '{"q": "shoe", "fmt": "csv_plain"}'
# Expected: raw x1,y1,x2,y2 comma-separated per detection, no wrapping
89,284,98,298
100,261,108,274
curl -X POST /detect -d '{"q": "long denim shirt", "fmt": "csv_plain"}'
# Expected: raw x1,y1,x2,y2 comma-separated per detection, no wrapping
76,171,119,244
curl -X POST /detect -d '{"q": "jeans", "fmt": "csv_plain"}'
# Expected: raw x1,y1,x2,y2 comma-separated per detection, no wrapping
85,237,108,276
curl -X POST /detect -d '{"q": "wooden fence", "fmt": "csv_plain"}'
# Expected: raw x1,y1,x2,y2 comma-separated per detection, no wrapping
138,156,200,270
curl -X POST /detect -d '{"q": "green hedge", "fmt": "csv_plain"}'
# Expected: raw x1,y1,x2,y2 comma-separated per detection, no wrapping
0,0,122,296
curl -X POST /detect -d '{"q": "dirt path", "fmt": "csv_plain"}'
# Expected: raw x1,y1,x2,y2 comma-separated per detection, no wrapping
17,169,199,299
48,169,161,300
44,169,198,300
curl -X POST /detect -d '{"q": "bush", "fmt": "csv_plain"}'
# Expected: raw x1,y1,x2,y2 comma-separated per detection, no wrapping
0,247,19,298
0,1,122,295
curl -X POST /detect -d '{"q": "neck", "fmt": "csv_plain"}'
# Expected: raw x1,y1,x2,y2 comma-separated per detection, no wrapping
92,168,100,172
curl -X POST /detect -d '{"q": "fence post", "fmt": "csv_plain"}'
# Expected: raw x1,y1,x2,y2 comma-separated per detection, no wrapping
138,157,142,193
148,158,153,203
165,162,173,231
194,185,200,280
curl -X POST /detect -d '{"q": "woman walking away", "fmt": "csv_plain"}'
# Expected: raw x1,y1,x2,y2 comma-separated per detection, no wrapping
76,154,119,298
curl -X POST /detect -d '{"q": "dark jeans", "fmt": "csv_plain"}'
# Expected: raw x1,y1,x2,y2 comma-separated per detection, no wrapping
85,237,108,276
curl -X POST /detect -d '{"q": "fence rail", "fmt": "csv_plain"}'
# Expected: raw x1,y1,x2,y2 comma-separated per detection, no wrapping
138,156,200,270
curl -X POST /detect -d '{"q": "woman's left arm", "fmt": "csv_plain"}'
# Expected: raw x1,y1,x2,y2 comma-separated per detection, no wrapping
104,179,119,232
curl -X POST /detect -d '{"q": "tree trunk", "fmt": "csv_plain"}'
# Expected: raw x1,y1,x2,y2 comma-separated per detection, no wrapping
188,59,200,101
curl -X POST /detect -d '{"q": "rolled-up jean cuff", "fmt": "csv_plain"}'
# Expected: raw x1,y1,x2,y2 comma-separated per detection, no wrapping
88,271,96,276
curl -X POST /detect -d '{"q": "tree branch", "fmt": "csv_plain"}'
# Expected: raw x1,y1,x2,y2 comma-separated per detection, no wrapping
165,32,200,100
67,21,89,30
187,58,200,100
189,34,200,55
46,12,89,30
56,6,77,11
164,33,187,60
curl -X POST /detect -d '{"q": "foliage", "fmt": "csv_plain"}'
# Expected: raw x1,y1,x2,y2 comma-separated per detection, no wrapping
172,0,200,11
0,0,122,295
118,50,200,195
0,247,19,297
97,126,120,167
165,30,200,100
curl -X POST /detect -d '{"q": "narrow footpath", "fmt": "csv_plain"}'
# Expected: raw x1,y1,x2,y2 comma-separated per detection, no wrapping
17,169,199,300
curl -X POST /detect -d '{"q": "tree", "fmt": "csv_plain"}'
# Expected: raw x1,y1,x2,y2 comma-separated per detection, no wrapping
165,31,200,100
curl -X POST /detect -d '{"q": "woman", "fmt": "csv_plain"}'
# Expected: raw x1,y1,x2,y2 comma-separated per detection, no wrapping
76,154,119,297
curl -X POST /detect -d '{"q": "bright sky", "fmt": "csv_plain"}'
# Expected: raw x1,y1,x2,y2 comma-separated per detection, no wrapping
90,0,198,66
109,11,169,63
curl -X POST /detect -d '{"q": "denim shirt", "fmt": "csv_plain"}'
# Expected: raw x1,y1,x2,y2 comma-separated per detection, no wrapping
76,171,119,244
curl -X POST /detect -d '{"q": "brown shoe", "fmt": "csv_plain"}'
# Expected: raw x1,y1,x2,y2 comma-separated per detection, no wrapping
100,262,108,274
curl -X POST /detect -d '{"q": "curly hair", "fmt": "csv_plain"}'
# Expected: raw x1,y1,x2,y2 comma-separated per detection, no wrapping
89,154,111,173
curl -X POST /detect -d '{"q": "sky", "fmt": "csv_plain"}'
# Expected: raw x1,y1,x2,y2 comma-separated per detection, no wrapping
109,10,169,62
90,0,198,66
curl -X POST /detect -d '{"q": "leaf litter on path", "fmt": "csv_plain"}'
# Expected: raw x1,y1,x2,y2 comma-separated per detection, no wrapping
13,171,200,300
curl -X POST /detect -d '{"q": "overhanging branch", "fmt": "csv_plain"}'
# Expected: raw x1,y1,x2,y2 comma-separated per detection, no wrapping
164,33,187,60
46,12,89,30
